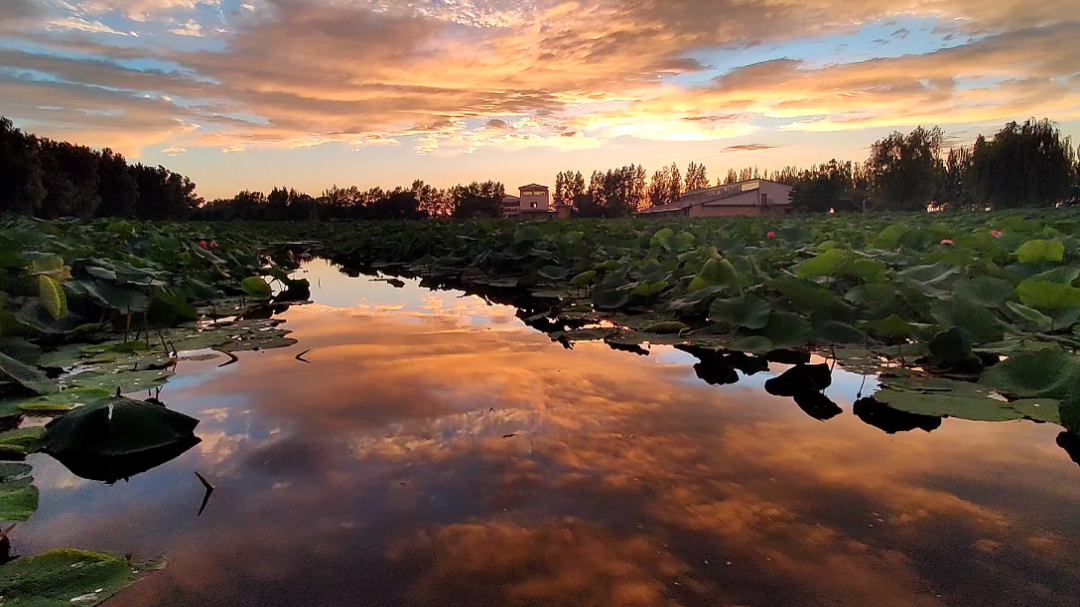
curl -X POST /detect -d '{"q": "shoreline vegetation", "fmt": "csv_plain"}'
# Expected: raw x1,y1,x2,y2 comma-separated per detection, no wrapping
4,117,1078,222
1,212,1080,601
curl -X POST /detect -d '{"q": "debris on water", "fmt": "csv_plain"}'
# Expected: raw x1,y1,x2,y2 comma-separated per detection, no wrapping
195,471,214,516
502,433,516,438
295,349,312,363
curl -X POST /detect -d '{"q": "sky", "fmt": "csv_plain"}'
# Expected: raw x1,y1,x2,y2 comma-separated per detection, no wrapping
1,0,1078,199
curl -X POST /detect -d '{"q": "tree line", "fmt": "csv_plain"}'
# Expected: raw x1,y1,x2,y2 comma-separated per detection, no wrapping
2,115,1077,221
1,117,200,220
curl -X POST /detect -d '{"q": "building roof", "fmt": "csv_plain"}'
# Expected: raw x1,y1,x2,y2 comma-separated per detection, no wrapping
638,179,791,214
502,195,520,202
519,183,549,190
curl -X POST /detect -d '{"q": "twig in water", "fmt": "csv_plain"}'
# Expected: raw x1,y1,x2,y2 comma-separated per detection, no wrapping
217,350,239,368
194,471,215,516
295,349,312,363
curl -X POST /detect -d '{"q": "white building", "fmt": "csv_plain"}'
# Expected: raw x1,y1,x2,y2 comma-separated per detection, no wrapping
502,184,570,219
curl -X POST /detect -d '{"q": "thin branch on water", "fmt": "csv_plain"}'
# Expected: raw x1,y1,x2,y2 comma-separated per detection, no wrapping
194,471,215,516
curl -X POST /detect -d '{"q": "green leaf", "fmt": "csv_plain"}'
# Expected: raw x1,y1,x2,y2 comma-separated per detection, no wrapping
631,280,666,298
709,295,772,330
640,321,687,334
980,349,1080,401
729,335,774,354
0,426,46,452
688,258,739,292
0,549,136,607
75,281,150,314
1015,239,1064,264
569,271,596,287
1016,280,1080,310
930,298,1004,344
953,276,1015,309
538,266,569,281
795,249,846,278
513,225,543,244
929,327,973,366
758,312,812,348
43,393,199,461
873,377,1018,422
875,224,908,249
240,276,272,299
37,275,67,320
1005,301,1053,332
860,314,916,340
592,290,630,310
0,351,56,395
768,277,851,319
812,320,867,345
0,477,38,521
1030,266,1080,285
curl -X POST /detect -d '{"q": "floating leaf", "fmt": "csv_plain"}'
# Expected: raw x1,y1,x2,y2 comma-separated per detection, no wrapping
0,476,38,521
874,377,1017,422
728,335,774,354
0,549,136,607
1015,239,1064,264
0,351,57,395
860,314,916,340
0,426,46,453
641,321,687,334
709,295,771,330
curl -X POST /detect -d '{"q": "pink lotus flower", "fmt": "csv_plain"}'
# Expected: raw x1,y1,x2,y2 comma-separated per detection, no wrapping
940,239,954,245
766,231,776,239
199,240,208,248
990,230,1002,238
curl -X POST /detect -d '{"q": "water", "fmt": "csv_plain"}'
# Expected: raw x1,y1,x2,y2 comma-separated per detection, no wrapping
15,259,1080,606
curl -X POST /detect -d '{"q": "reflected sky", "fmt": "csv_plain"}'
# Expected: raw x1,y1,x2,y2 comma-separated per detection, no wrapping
15,259,1080,607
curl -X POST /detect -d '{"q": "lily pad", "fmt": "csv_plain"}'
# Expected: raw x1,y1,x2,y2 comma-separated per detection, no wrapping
0,426,46,453
64,368,175,393
709,295,772,330
873,377,1018,422
42,393,200,482
0,549,136,607
0,351,57,395
0,476,38,521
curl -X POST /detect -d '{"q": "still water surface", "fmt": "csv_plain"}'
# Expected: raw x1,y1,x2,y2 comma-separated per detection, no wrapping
16,259,1080,606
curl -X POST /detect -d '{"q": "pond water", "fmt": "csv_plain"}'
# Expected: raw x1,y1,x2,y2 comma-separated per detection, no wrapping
15,259,1080,607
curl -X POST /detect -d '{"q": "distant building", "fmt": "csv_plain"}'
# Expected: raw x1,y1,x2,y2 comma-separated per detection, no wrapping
503,184,570,219
502,195,521,218
636,179,793,218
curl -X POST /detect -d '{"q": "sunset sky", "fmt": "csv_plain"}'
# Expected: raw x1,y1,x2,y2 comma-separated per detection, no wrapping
1,0,1077,199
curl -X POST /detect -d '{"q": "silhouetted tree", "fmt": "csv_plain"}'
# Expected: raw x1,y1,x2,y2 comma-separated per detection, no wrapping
970,119,1075,208
0,117,46,215
96,149,138,217
132,164,199,220
866,126,943,211
684,161,709,191
37,139,101,218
